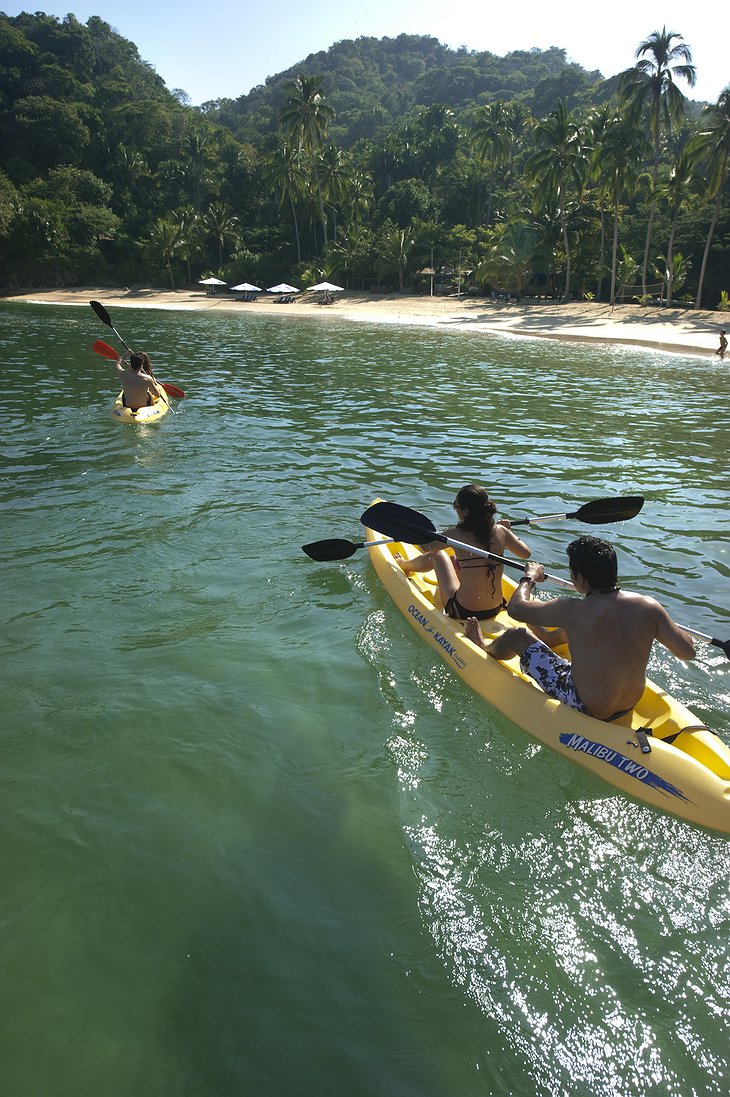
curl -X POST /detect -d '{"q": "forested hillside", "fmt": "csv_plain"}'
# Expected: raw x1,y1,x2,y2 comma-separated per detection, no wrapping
203,35,608,149
1,12,727,308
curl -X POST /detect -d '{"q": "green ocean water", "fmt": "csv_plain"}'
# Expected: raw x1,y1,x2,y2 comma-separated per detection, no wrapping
1,299,729,1097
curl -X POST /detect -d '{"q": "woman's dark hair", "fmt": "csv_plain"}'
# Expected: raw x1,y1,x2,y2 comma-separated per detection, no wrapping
566,536,618,589
454,484,497,547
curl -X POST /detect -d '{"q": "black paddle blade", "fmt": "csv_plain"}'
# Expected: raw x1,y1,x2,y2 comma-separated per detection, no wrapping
571,495,644,524
361,501,439,545
302,538,360,561
711,637,730,661
90,299,112,327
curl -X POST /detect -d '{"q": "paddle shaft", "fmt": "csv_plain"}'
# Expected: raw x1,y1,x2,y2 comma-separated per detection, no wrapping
364,518,574,588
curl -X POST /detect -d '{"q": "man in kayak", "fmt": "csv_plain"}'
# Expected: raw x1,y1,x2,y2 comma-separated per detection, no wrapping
464,535,696,722
111,352,164,410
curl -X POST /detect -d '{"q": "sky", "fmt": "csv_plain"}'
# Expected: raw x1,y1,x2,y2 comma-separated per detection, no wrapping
4,1,726,107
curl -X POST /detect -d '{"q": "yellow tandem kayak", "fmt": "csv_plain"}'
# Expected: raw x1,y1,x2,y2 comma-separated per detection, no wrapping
364,513,730,834
110,391,169,424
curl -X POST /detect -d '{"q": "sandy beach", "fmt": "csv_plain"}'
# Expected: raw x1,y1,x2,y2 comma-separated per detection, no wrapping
4,286,727,357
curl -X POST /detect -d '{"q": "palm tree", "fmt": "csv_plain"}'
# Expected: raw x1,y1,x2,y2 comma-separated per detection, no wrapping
173,206,203,286
328,223,374,289
477,222,539,297
688,87,730,308
203,203,240,270
473,101,512,168
591,112,647,305
620,27,697,294
279,75,335,249
147,217,183,289
526,101,589,301
319,143,351,243
262,142,306,263
179,131,216,211
377,225,425,292
655,148,697,305
655,250,691,303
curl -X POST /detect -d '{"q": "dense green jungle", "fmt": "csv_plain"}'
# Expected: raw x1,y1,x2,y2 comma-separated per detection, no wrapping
0,11,727,307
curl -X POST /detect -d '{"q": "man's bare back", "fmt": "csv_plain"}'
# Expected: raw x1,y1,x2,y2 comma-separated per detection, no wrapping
524,588,683,718
113,357,161,411
465,537,695,721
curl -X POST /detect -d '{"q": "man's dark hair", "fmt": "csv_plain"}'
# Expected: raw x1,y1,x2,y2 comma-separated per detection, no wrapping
129,353,144,372
566,536,618,590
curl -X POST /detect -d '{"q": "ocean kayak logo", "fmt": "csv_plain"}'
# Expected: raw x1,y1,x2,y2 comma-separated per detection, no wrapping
408,604,467,669
559,733,690,802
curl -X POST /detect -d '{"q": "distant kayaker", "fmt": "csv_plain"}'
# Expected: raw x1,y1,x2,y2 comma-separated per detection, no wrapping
464,535,696,722
395,483,531,621
716,330,727,360
111,351,164,410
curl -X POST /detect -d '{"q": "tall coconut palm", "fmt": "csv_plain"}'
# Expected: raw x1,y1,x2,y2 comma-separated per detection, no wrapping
591,112,647,305
688,87,730,308
526,101,589,301
262,142,306,263
655,148,697,305
319,143,351,243
279,75,335,249
620,27,697,294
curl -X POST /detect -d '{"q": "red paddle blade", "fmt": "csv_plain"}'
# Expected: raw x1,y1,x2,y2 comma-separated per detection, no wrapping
161,383,185,399
93,339,119,360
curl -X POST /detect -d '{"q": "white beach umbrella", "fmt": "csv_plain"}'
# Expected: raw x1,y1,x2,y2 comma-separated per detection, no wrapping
230,282,262,292
307,281,344,293
198,276,227,286
266,283,300,294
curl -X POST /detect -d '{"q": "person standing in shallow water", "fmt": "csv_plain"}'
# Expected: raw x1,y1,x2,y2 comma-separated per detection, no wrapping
464,535,696,721
716,330,727,360
395,484,531,620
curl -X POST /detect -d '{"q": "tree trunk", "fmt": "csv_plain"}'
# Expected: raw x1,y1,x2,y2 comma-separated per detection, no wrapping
609,198,620,307
694,198,719,309
665,212,678,307
561,209,571,301
596,204,606,301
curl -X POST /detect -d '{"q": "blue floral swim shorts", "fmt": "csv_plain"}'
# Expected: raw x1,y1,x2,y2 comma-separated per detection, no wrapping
519,641,590,714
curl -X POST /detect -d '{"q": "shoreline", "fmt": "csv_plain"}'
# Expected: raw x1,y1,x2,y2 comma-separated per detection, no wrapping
4,286,727,357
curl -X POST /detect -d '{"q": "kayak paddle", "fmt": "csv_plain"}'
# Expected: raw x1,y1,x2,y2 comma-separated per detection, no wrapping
360,500,730,661
303,494,645,563
93,340,185,398
303,536,393,561
90,299,132,352
360,500,573,587
508,495,644,526
90,302,174,412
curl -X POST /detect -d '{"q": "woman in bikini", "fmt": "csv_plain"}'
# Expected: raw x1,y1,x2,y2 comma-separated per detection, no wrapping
396,484,531,620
